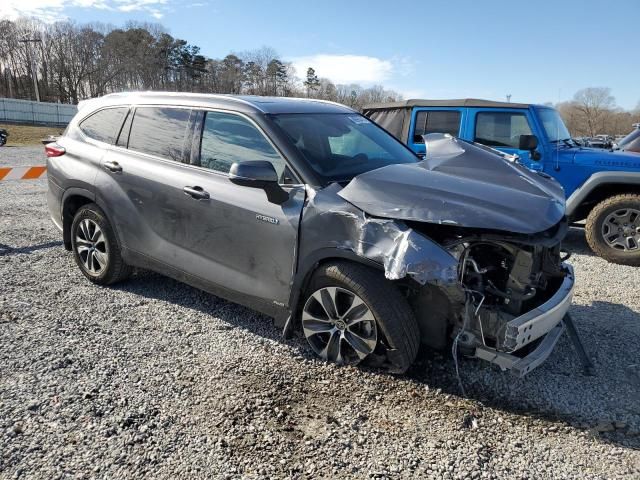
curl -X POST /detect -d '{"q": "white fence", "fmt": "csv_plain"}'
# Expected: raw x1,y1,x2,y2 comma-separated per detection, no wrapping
0,98,77,126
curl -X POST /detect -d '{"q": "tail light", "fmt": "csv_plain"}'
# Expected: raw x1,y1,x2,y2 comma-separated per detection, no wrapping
45,143,66,157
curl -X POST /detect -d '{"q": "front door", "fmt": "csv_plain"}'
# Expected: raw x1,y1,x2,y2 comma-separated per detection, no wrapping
173,109,305,305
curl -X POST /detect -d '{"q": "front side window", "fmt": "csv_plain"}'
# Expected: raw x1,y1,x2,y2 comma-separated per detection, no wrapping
413,110,461,142
475,111,532,148
79,107,127,144
272,113,418,183
197,111,284,177
128,107,191,161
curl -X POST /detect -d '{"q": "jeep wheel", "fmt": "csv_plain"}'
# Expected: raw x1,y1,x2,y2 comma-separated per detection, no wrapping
71,203,131,285
585,194,640,266
301,261,420,373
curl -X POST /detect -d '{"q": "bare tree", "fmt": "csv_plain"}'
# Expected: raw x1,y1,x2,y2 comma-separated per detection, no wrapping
572,87,616,137
0,16,404,110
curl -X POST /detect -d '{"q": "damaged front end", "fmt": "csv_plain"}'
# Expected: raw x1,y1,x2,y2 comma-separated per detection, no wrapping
327,134,575,376
416,220,574,377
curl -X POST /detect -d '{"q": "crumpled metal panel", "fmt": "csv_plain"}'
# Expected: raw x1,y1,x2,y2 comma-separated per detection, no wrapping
338,134,566,235
299,184,458,285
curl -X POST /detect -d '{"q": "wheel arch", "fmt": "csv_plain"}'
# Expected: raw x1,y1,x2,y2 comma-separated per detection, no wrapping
61,188,95,250
566,173,640,221
286,249,384,327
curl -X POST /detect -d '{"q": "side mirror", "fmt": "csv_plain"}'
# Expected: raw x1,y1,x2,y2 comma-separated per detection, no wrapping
518,134,538,151
229,161,289,204
518,134,541,160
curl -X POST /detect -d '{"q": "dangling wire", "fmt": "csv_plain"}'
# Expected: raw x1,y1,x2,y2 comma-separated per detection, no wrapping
451,256,486,397
451,295,472,397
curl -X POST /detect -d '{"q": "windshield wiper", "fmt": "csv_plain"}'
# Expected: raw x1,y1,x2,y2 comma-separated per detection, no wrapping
550,138,575,148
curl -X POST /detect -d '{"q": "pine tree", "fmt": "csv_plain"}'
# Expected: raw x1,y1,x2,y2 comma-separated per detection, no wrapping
303,67,320,97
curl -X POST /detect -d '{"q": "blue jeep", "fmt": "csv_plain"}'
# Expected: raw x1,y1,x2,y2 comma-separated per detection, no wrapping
363,99,640,265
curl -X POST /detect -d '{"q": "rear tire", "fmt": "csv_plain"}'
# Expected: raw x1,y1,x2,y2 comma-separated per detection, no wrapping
301,261,420,373
71,203,131,285
585,194,640,266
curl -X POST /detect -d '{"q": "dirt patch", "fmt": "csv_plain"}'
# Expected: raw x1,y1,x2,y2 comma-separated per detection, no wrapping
0,123,63,146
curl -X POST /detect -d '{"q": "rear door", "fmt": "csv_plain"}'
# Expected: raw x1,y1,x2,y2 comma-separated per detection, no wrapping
95,105,195,260
408,108,463,158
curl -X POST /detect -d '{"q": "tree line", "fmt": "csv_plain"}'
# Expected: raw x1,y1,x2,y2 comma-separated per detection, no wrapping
2,18,638,136
0,18,401,110
555,87,640,138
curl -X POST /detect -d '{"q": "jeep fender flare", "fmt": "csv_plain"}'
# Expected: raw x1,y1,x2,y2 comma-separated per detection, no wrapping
565,172,640,217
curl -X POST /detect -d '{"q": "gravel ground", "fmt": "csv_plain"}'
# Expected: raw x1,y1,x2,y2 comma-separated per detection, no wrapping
1,146,639,479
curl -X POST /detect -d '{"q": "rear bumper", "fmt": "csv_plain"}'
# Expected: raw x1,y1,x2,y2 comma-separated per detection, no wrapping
474,264,575,377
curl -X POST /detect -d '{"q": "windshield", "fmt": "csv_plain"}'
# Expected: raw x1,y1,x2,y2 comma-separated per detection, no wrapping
537,108,572,143
618,128,640,150
271,113,418,183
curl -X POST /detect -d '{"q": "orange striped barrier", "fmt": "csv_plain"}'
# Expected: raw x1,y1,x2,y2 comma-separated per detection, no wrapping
0,166,47,181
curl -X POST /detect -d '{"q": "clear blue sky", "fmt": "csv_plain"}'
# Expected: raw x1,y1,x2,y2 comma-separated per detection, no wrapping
6,0,639,109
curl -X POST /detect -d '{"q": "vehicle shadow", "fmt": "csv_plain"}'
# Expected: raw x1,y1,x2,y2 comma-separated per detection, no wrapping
0,241,63,256
112,271,639,450
563,225,594,257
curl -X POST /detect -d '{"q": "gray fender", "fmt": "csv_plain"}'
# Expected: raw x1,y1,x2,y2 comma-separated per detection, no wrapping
61,187,96,249
565,172,640,217
61,186,95,205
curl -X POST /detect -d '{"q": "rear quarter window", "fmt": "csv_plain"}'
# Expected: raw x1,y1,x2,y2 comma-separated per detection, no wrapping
79,107,128,144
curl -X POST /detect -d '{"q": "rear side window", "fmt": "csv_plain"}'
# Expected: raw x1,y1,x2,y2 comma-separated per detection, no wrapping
413,110,461,142
128,107,191,161
475,111,532,148
197,111,284,176
79,107,127,144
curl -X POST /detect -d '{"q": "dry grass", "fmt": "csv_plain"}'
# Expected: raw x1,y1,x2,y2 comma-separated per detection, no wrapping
0,123,64,146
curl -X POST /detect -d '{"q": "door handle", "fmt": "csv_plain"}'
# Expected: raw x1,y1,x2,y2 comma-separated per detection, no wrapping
183,186,210,200
104,160,122,173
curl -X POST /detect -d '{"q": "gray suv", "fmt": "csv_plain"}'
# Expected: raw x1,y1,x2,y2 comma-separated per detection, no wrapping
47,92,575,375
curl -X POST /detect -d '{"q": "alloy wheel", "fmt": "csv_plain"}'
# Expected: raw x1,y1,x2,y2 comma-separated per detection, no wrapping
601,208,640,251
302,286,377,365
75,219,108,275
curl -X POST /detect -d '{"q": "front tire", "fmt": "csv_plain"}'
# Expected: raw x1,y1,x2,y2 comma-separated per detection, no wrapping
585,194,640,266
301,261,420,373
71,203,131,285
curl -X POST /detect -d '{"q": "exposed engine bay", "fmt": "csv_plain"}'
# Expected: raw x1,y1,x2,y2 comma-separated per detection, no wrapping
405,219,572,368
450,233,567,352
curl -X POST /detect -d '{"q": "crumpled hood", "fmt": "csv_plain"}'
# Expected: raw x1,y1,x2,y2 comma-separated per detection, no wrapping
338,134,566,235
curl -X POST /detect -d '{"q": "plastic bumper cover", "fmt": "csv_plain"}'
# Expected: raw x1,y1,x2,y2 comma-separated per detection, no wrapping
474,264,575,377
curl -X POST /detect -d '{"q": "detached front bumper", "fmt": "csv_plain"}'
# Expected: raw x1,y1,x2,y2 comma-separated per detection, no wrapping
474,264,575,377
